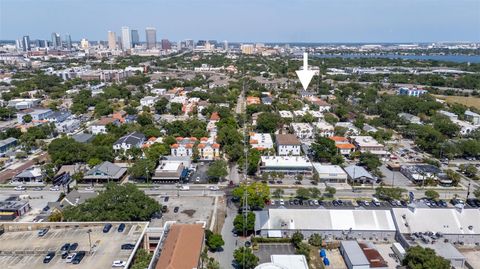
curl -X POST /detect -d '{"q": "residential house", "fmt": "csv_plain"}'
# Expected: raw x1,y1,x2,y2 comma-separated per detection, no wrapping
261,97,273,105
279,110,294,119
171,137,197,157
438,110,458,121
55,118,80,133
91,117,120,135
398,112,422,124
13,166,44,183
276,134,302,156
247,96,261,105
335,122,361,136
249,132,274,151
329,136,355,156
465,110,480,125
83,161,127,182
113,132,146,152
306,97,331,112
290,123,314,139
140,96,158,107
71,133,94,143
312,120,335,137
45,111,71,123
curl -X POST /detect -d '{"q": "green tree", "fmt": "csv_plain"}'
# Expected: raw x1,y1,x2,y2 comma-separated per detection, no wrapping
291,231,304,247
233,212,255,236
128,159,156,180
131,249,153,269
325,186,337,197
308,233,323,247
233,247,259,269
62,183,160,221
295,242,311,262
170,102,183,115
474,188,480,199
145,143,169,161
137,113,153,126
206,233,225,252
207,160,228,182
256,112,282,133
359,152,382,171
272,189,284,199
311,136,338,162
445,169,461,186
424,190,440,200
22,114,32,123
296,187,311,200
402,246,450,269
232,182,270,209
154,97,169,114
308,187,321,199
375,186,406,200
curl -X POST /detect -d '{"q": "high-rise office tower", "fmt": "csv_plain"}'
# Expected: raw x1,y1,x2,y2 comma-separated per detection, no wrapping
185,39,194,50
51,32,61,48
108,31,117,50
22,36,31,52
65,34,72,50
145,27,157,49
223,40,229,51
121,26,132,50
161,39,171,50
131,29,139,47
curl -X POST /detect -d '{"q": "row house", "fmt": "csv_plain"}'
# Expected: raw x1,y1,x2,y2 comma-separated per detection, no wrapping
329,136,355,156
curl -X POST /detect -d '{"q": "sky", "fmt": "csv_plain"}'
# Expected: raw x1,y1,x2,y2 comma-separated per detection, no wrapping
1,0,479,43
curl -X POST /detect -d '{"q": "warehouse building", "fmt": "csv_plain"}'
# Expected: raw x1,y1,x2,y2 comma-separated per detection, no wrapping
255,208,396,241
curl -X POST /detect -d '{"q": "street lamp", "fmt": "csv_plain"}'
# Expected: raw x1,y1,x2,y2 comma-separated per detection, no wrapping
87,229,92,253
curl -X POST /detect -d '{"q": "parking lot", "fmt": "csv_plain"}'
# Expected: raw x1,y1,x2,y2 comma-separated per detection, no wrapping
156,195,215,224
254,244,295,264
0,223,146,269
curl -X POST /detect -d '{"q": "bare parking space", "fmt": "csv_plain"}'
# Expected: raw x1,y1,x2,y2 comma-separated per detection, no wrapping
157,195,214,224
0,223,146,269
254,244,295,264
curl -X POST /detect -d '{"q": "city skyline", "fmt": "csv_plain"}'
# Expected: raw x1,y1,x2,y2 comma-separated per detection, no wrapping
1,0,479,42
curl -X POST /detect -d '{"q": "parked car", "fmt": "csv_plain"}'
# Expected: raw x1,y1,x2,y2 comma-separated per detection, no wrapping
174,206,179,213
121,243,135,250
50,186,60,191
103,223,112,233
438,200,448,207
38,228,49,237
164,196,169,202
14,186,26,191
161,205,168,213
33,186,43,191
279,199,284,206
60,243,71,251
118,223,126,232
69,243,78,251
66,253,77,263
112,260,127,267
43,252,55,263
72,251,86,264
61,251,69,259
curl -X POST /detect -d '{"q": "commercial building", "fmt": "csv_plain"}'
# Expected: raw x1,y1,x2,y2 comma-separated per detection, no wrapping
7,98,40,110
241,44,255,54
276,134,302,156
161,39,171,50
16,108,53,123
260,156,312,174
250,132,274,151
255,255,309,269
131,29,139,47
312,163,348,183
255,208,396,241
83,161,127,182
398,87,428,97
145,27,157,49
0,198,30,221
0,138,18,155
350,136,387,156
155,224,204,269
152,158,187,183
121,26,132,50
344,165,375,184
400,164,444,184
13,166,44,183
391,207,480,246
340,241,388,269
21,35,30,52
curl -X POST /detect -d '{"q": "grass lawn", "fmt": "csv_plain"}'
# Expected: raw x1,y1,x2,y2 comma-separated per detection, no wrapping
434,95,480,110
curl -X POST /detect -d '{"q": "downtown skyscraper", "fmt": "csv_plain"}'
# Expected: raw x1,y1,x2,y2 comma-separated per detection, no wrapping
108,31,117,50
145,27,157,49
121,26,131,50
65,34,72,50
51,32,61,48
131,29,139,47
22,35,31,52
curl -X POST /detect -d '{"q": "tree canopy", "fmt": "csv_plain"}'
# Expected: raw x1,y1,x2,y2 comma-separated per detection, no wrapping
62,183,160,221
402,246,450,269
